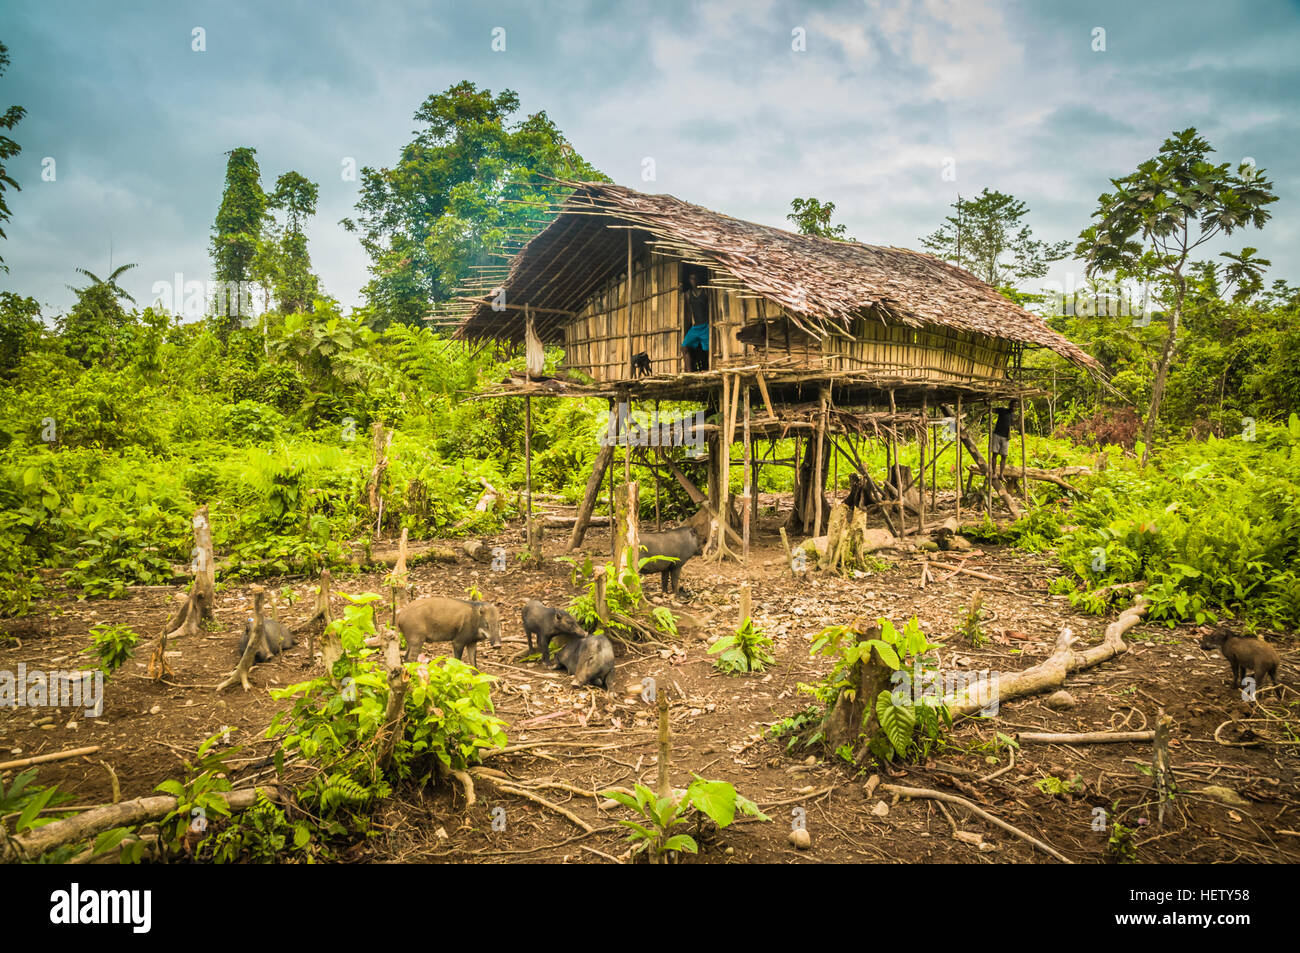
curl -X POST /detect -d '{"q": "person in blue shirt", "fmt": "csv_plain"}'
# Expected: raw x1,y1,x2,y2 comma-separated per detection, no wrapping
681,271,709,372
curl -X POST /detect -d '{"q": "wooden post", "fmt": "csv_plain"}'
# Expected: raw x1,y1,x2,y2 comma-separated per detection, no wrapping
813,384,828,539
655,691,671,799
1019,396,1028,507
524,306,537,566
917,397,927,534
955,395,963,525
624,396,632,486
654,399,662,532
615,481,640,573
610,398,618,558
716,375,732,555
593,566,608,625
889,389,904,537
742,382,752,561
931,412,938,513
985,403,994,518
739,580,751,625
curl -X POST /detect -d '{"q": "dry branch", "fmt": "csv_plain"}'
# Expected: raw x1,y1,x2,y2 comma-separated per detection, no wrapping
1016,731,1156,745
883,784,1072,863
0,746,101,772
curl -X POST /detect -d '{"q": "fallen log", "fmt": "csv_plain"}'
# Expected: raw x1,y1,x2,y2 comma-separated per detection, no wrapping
946,600,1149,717
5,786,282,862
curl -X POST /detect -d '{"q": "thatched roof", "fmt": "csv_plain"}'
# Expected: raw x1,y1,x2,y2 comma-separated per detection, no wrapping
456,182,1099,371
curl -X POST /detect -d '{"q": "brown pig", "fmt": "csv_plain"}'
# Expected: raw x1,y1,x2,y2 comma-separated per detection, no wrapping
398,596,501,667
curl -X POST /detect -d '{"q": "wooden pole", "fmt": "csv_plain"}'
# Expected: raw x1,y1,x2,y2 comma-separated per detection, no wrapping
1019,396,1029,507
624,396,632,486
985,403,994,518
616,481,640,573
653,400,662,532
889,389,904,537
814,384,827,539
610,399,618,558
716,375,731,555
742,381,752,562
523,304,535,565
917,396,927,533
931,412,938,512
955,395,963,525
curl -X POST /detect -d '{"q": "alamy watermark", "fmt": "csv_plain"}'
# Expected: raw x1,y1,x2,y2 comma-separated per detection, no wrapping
599,402,705,449
890,664,1001,717
1,664,104,717
150,274,270,323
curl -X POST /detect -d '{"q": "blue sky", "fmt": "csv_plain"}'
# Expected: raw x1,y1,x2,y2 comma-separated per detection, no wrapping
3,0,1298,316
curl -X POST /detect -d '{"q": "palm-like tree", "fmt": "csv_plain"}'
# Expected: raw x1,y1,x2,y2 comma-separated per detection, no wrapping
66,262,138,304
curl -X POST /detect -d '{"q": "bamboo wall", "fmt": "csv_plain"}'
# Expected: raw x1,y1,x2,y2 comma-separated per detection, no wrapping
561,249,1011,385
563,249,683,381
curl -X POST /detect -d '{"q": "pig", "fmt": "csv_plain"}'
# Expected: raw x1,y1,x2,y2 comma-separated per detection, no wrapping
636,526,703,595
238,616,295,663
1200,627,1280,691
554,631,615,690
521,599,587,663
398,596,502,666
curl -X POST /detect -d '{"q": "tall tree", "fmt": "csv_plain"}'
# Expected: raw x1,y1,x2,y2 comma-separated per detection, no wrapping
921,188,1069,288
344,82,605,327
267,170,320,313
787,197,851,240
210,147,267,335
1076,128,1277,464
0,42,26,271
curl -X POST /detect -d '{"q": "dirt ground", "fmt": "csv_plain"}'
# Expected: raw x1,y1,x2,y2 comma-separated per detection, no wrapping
3,509,1298,865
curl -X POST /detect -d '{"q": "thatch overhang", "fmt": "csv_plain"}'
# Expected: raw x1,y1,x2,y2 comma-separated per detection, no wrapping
454,181,1100,374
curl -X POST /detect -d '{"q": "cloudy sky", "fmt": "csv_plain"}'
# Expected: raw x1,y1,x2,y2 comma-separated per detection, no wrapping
3,0,1298,317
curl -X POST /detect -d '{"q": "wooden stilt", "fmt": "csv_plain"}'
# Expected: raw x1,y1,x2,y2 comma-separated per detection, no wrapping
889,389,904,537
624,397,632,486
813,384,827,539
1019,396,1029,507
610,398,618,558
650,397,660,530
955,395,963,526
917,396,927,534
742,382,752,562
985,403,994,518
523,306,536,565
931,412,938,513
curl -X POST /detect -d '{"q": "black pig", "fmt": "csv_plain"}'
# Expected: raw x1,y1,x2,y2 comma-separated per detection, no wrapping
521,599,587,663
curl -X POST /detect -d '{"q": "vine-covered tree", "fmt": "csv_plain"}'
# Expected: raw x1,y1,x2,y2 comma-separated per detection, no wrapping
1075,128,1277,464
0,42,27,271
267,170,320,314
210,147,268,336
344,82,605,327
921,188,1069,290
